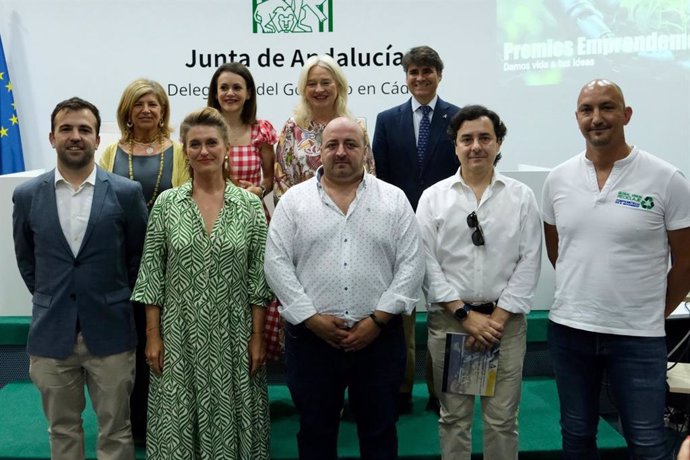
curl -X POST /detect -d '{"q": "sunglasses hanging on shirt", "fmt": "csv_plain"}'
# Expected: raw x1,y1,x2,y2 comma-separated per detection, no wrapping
466,211,485,246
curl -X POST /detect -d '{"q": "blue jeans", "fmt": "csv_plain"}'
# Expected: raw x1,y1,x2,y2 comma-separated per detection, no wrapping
285,316,405,460
548,321,669,460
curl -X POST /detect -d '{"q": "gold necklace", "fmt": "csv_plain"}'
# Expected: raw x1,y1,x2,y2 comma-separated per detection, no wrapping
132,132,163,155
128,140,165,208
132,138,158,155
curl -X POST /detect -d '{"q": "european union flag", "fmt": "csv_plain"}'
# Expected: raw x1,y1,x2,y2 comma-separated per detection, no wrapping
0,34,25,174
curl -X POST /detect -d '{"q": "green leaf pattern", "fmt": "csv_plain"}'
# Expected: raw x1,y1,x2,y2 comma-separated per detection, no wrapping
132,180,271,459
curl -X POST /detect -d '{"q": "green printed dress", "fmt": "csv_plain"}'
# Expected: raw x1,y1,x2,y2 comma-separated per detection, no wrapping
132,180,272,460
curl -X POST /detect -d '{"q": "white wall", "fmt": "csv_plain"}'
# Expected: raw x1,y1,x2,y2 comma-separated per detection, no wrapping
1,0,688,314
1,0,688,173
0,171,43,315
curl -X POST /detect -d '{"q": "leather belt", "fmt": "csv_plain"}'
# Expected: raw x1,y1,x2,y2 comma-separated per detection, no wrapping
467,301,496,315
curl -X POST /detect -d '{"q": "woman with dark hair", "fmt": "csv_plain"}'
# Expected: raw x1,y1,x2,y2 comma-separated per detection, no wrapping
207,62,275,205
132,107,272,459
207,62,282,360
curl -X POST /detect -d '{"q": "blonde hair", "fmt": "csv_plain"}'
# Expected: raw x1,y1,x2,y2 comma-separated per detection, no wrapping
179,107,232,182
293,55,352,128
116,79,172,141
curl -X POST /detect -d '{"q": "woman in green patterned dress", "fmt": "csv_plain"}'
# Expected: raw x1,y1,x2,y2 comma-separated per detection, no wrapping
131,107,272,459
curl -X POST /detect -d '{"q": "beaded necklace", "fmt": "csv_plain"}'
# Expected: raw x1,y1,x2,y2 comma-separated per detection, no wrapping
128,138,166,208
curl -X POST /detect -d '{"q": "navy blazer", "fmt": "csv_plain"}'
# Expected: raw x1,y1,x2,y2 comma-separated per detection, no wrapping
12,166,148,359
373,97,460,210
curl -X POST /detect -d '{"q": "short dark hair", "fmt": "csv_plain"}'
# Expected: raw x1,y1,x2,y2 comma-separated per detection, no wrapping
207,62,257,126
402,46,444,73
448,105,507,165
51,97,101,135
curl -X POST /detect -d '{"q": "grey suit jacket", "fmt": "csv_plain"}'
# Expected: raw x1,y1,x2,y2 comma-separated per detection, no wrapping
373,97,460,210
12,166,148,359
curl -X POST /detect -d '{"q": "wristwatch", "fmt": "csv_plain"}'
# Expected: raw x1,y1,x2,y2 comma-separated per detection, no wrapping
453,303,472,321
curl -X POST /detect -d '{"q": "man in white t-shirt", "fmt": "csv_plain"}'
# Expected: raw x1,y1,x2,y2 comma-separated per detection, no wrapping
542,79,690,459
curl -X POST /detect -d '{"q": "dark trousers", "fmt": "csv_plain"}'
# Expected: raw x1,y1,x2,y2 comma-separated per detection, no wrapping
548,321,668,460
130,303,149,443
286,316,405,460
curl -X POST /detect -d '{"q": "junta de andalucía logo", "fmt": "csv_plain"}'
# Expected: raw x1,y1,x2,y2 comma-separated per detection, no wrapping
253,0,334,34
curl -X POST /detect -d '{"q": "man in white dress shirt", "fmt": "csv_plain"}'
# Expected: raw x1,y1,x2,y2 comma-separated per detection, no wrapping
264,117,424,460
416,105,542,460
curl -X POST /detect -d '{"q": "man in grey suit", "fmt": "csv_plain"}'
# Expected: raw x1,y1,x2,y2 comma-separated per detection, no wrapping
12,97,148,460
373,45,460,413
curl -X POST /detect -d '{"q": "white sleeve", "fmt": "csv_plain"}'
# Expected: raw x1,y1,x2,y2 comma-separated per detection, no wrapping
263,196,318,325
497,189,543,314
664,170,690,231
374,193,424,315
416,190,460,304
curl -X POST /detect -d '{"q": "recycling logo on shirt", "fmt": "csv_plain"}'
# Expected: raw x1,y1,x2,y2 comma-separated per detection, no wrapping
641,196,654,210
615,191,654,211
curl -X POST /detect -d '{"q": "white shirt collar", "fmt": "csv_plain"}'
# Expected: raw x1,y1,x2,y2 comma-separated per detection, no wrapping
411,95,439,113
55,164,97,189
451,167,506,190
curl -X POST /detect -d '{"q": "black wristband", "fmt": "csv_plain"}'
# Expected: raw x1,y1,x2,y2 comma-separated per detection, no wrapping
369,313,385,329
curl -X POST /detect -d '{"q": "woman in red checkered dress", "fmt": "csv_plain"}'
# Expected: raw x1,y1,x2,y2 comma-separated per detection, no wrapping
208,62,276,217
208,62,282,361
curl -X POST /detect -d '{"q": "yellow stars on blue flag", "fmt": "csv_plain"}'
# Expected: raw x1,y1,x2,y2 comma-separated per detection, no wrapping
0,34,25,174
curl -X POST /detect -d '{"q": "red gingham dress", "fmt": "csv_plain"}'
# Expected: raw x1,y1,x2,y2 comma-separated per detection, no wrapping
229,120,277,220
229,119,282,359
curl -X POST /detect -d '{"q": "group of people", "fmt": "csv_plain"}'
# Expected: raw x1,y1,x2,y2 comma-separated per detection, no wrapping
11,43,690,460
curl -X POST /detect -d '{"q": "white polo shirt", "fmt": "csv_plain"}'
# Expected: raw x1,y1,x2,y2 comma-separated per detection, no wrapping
542,147,690,337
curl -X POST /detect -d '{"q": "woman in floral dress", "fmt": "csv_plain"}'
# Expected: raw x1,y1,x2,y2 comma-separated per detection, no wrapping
273,54,375,203
132,107,272,459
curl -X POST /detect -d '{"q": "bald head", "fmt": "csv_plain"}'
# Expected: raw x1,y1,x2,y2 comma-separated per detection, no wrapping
321,117,366,185
578,79,626,107
575,78,632,152
323,117,366,145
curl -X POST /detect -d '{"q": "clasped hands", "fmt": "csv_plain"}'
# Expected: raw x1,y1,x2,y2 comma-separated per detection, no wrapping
305,313,381,352
461,310,507,352
442,300,507,351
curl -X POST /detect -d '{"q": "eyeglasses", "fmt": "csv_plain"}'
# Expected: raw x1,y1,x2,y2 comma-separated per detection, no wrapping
466,211,485,246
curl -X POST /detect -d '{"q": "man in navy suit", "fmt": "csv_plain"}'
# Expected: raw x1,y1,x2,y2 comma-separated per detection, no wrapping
12,97,148,460
373,45,460,413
